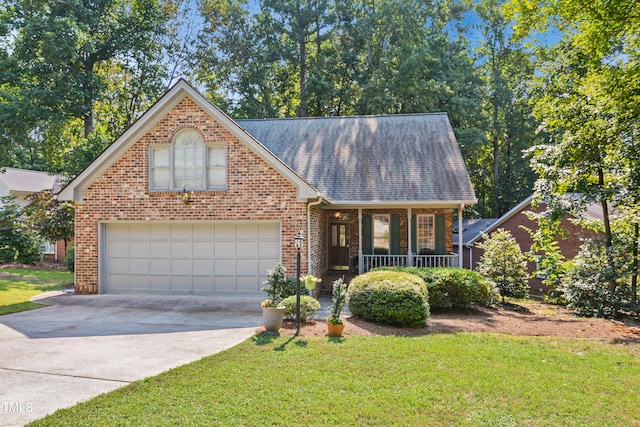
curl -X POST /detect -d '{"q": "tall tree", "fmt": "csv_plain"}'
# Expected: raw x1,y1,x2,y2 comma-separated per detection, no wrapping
474,0,538,217
0,0,179,173
510,0,640,303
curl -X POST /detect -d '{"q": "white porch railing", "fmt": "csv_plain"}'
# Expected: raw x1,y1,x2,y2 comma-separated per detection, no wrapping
361,254,459,273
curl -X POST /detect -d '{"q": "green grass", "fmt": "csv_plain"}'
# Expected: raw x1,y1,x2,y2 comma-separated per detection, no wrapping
0,268,73,315
30,333,640,426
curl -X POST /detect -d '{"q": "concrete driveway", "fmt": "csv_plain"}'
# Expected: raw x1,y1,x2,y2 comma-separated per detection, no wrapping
0,292,263,427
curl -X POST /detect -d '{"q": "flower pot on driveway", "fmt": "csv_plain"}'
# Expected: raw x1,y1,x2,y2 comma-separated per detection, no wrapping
262,306,285,334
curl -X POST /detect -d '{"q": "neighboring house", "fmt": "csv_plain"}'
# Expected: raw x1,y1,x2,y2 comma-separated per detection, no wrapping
58,80,476,295
460,194,599,295
453,218,497,270
0,167,66,262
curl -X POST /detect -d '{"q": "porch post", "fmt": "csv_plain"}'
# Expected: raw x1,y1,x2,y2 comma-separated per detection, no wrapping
407,208,413,266
358,208,363,274
458,203,464,268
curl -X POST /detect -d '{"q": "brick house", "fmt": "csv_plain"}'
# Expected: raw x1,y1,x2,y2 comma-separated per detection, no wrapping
455,195,598,294
58,80,476,295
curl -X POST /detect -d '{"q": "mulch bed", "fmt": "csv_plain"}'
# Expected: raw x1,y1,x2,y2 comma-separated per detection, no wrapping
264,302,640,345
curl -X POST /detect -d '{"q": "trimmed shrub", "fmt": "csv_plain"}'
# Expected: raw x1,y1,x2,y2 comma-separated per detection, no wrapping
347,271,429,327
280,278,301,299
0,195,44,264
375,266,495,309
65,245,75,272
281,295,321,322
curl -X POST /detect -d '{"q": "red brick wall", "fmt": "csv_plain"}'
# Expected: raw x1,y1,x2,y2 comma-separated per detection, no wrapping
470,203,595,295
74,97,307,294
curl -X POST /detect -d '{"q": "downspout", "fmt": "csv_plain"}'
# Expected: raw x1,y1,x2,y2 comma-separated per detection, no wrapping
407,208,413,267
458,204,464,268
307,195,323,276
358,208,363,274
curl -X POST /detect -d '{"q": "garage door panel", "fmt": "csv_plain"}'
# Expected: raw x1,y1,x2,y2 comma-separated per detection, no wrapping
237,259,257,274
171,275,192,291
171,224,192,240
214,259,235,275
130,242,149,257
107,257,129,274
259,240,279,256
237,241,257,257
193,276,214,292
236,275,259,292
149,275,171,291
104,221,280,294
171,242,192,257
214,241,235,254
129,258,149,274
193,241,213,257
192,224,213,240
193,258,213,275
214,223,235,239
129,275,149,290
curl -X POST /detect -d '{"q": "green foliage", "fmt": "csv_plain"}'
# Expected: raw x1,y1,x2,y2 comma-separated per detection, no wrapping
261,263,288,307
24,190,75,243
327,278,347,324
476,229,529,301
65,245,75,272
347,271,429,327
280,277,300,299
281,295,321,323
0,196,44,263
561,239,633,318
375,266,496,309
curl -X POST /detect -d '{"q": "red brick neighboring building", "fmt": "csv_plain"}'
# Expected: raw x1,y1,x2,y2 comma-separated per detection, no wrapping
454,195,599,295
59,80,476,295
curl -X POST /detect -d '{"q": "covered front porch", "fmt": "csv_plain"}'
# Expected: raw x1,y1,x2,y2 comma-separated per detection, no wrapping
315,205,465,276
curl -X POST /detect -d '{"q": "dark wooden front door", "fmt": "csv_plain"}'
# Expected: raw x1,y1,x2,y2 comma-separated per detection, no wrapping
329,222,350,270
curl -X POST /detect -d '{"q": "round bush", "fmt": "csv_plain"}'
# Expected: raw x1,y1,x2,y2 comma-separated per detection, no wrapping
281,295,321,322
374,267,495,309
347,271,429,327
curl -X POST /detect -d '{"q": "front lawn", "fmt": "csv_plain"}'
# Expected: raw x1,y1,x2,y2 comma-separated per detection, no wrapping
0,268,73,315
30,333,640,426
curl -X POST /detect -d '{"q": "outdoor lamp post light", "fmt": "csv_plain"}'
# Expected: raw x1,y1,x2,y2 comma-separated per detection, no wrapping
294,231,304,335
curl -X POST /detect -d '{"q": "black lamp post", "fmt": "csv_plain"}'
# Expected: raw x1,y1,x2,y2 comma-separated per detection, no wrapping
294,231,304,335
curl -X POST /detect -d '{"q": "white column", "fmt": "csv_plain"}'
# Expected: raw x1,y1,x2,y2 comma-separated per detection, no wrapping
458,204,464,268
358,208,363,274
407,208,413,266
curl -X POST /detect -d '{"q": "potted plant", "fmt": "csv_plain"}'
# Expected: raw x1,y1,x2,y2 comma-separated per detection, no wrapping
261,263,287,334
326,278,347,337
301,274,322,291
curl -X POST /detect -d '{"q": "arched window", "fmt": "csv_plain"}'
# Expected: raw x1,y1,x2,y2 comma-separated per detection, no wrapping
149,128,227,191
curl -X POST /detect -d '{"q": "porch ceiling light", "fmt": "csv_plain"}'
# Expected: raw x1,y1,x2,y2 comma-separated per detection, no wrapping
294,231,304,250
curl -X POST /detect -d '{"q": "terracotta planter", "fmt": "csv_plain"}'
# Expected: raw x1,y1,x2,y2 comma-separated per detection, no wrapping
327,322,345,337
262,306,285,334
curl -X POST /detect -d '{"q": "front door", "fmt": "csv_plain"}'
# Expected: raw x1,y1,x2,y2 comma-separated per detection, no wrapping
329,222,350,270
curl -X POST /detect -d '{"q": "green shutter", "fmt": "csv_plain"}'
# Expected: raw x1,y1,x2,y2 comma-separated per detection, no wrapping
411,215,417,255
435,214,446,255
363,214,373,255
390,214,401,255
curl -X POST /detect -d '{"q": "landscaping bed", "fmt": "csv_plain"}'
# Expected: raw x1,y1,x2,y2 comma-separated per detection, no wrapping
275,301,640,344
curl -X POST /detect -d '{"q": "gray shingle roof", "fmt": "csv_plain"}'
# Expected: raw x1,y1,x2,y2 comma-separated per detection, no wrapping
237,114,476,203
0,167,59,193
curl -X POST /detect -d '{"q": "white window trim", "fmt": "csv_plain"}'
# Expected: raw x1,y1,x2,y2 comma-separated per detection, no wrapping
416,214,435,253
148,129,227,192
373,214,390,252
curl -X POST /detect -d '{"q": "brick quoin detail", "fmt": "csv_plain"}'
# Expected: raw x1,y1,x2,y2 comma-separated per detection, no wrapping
74,98,307,294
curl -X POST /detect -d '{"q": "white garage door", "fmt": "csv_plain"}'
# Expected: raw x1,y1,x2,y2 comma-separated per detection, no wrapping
103,221,281,295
